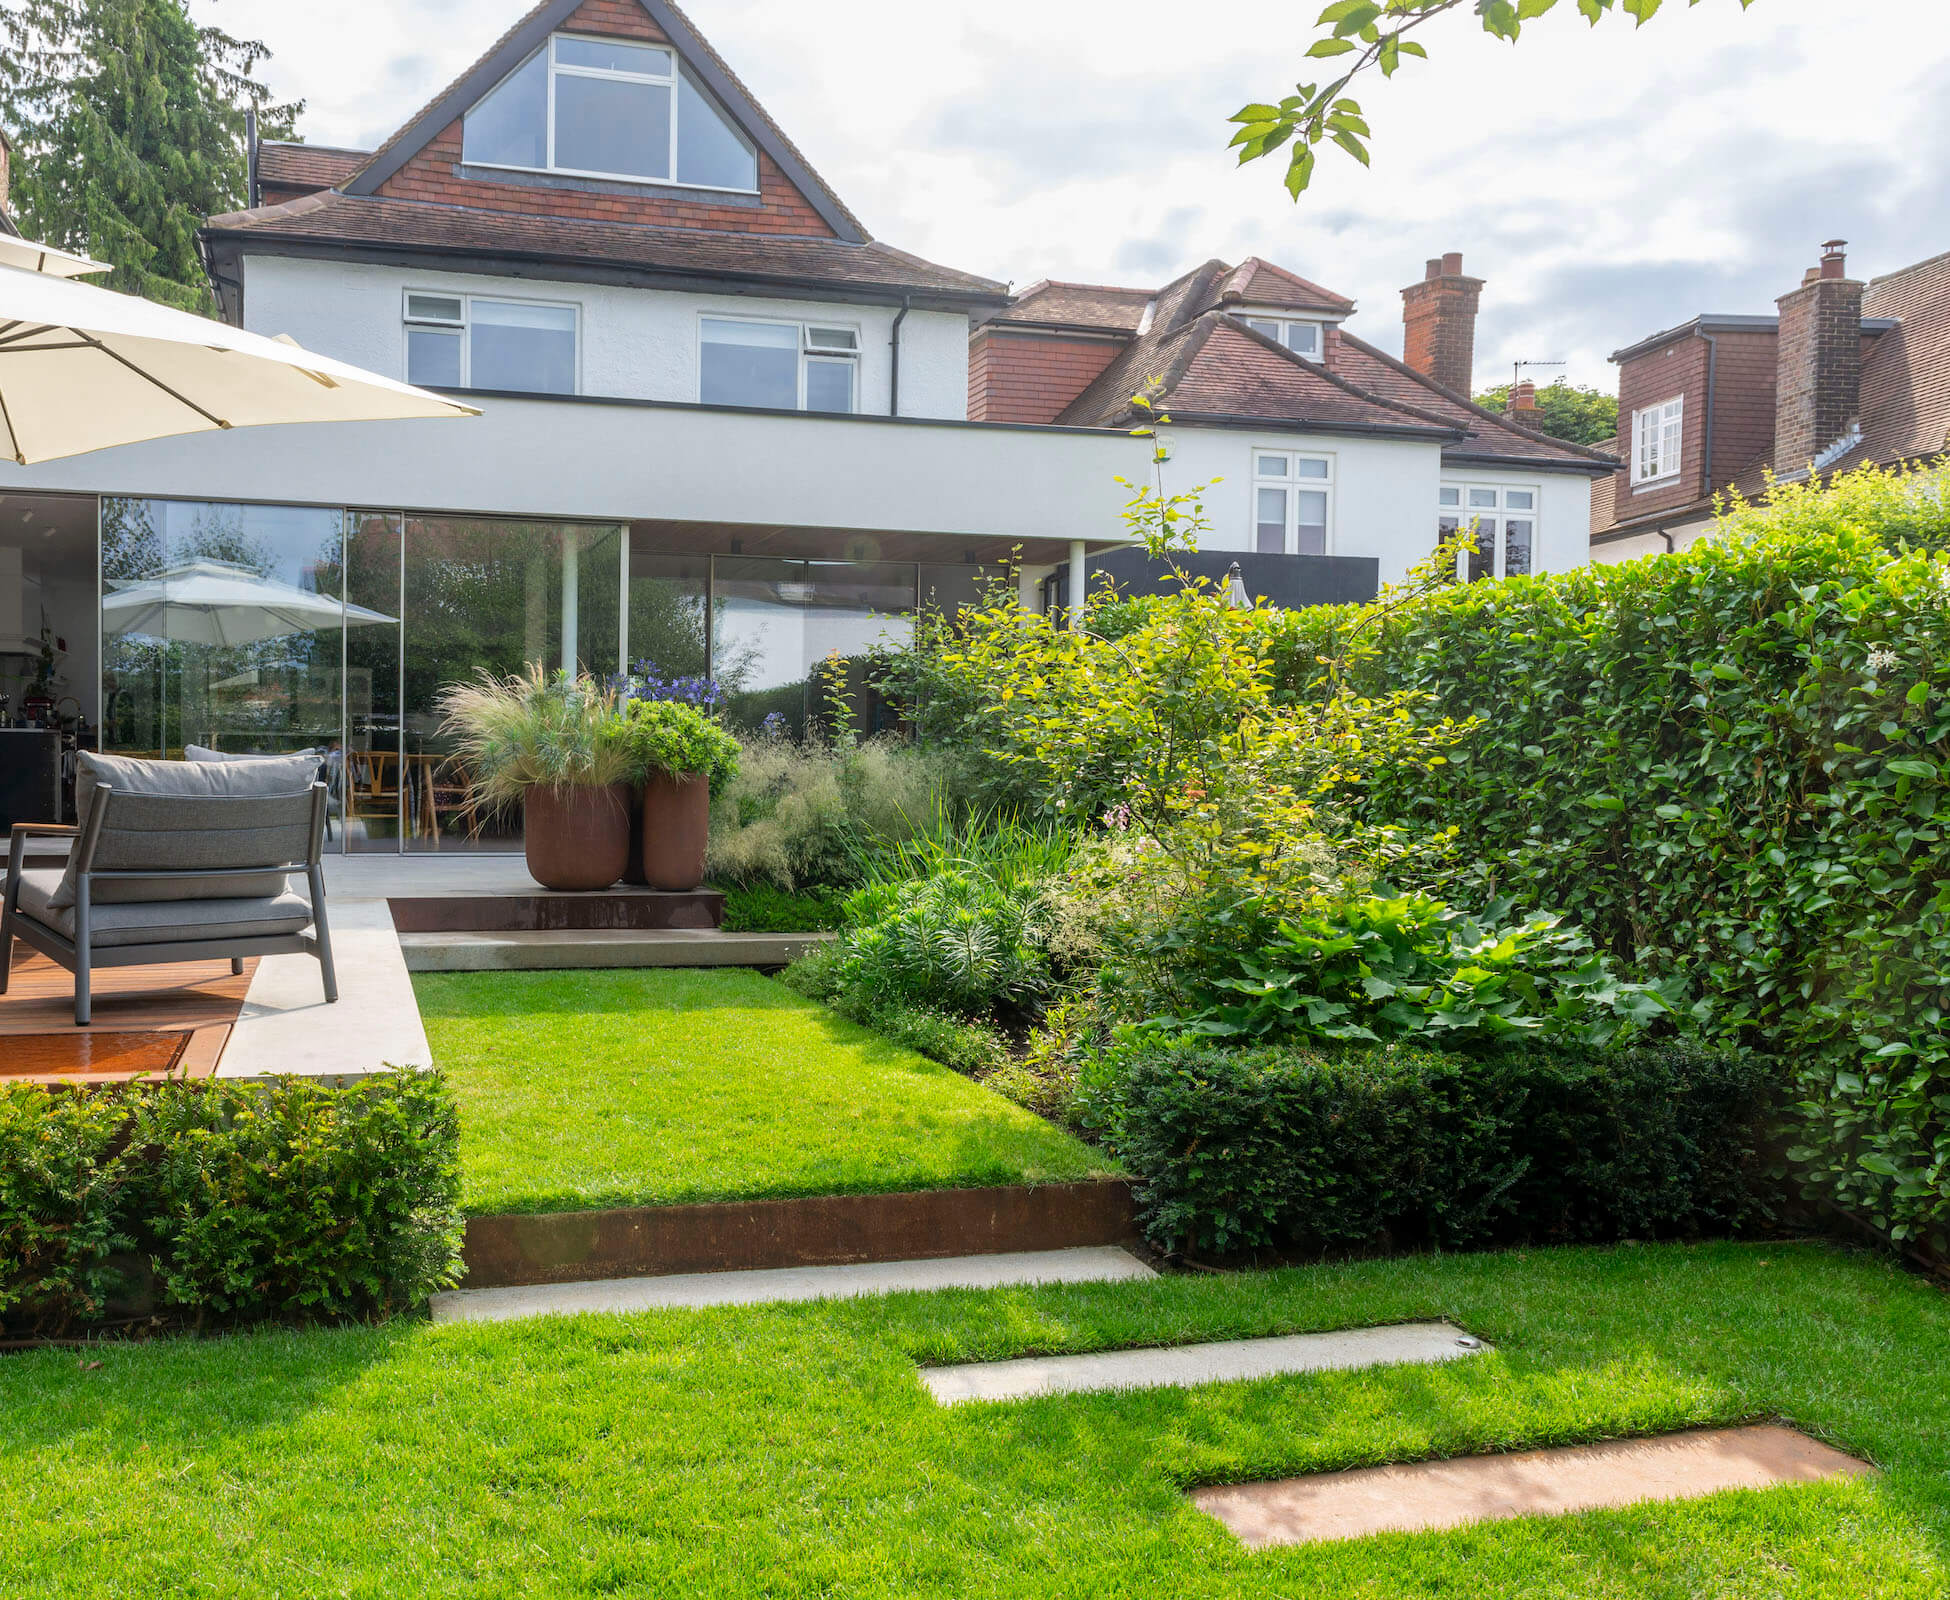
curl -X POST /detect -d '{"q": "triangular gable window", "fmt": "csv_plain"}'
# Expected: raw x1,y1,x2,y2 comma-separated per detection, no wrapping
462,33,757,193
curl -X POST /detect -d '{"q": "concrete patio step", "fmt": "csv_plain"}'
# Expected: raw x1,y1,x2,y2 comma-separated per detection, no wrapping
398,928,833,971
429,1245,1155,1323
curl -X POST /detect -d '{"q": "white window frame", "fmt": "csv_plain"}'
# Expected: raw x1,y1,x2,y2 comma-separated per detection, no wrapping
696,315,861,413
464,32,759,195
1238,313,1326,359
1631,396,1685,488
1251,448,1335,555
1438,481,1541,581
402,290,581,394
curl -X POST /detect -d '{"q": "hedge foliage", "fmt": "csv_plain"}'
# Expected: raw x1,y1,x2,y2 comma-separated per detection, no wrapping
0,1071,462,1337
1091,1036,1775,1257
1265,466,1950,1250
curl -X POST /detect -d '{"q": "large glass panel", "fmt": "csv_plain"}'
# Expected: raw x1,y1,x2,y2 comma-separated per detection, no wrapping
1504,518,1535,578
462,49,547,169
1295,490,1328,556
406,326,462,389
713,559,915,738
554,72,670,178
701,319,799,408
555,37,671,74
100,499,348,766
1256,486,1286,554
342,511,402,852
676,65,757,190
627,545,711,688
397,517,620,852
469,301,577,394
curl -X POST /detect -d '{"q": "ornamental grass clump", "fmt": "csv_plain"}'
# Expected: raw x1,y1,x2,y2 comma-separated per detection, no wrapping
435,664,631,807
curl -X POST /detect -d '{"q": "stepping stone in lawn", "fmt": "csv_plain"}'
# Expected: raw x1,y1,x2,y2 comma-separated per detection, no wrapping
1192,1424,1875,1548
921,1321,1488,1406
429,1246,1154,1324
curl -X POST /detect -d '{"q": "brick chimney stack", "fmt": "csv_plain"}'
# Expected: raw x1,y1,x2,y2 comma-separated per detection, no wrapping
1507,378,1538,416
1774,239,1862,471
1401,251,1484,397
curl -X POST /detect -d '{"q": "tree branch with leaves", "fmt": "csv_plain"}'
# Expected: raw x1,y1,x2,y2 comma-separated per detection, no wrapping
1230,0,1756,198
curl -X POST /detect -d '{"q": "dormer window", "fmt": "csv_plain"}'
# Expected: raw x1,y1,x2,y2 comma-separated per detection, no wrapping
462,33,758,193
1239,315,1324,358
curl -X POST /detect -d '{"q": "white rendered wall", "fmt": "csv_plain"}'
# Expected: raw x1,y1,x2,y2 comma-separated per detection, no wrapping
1438,465,1595,580
239,255,972,421
0,394,1144,548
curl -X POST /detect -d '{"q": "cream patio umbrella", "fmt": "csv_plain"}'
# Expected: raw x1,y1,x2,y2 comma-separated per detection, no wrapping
0,248,478,464
0,234,111,278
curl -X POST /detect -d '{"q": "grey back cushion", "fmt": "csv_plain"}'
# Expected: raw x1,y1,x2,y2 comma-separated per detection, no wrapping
51,750,319,908
186,744,318,763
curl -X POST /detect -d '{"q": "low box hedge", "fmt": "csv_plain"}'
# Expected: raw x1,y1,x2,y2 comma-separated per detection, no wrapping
1090,1036,1777,1258
0,1070,462,1338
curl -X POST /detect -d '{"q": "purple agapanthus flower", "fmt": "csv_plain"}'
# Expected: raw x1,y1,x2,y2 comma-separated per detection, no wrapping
618,664,725,709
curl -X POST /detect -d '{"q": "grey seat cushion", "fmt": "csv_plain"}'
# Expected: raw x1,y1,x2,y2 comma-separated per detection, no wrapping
17,867,313,949
53,750,318,909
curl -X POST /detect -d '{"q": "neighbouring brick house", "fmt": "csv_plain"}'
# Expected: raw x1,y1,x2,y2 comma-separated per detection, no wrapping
1591,240,1950,561
970,253,1615,606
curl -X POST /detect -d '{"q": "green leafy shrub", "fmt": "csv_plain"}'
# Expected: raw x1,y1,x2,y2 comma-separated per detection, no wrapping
1161,888,1678,1049
835,868,1056,1024
719,883,844,932
1090,1035,1776,1257
0,1072,462,1337
613,698,741,792
1262,462,1950,1251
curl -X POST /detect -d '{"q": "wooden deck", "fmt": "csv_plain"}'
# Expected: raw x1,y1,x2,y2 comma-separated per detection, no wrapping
0,945,254,1084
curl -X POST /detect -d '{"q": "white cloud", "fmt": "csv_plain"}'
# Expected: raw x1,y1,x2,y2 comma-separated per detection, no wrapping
203,0,1950,392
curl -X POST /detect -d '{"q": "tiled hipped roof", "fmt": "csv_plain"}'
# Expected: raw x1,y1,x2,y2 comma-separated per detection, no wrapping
1041,259,1612,468
204,191,1004,299
255,142,370,197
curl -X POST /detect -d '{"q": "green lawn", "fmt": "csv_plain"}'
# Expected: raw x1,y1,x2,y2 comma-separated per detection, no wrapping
3,1243,1946,1597
415,968,1113,1216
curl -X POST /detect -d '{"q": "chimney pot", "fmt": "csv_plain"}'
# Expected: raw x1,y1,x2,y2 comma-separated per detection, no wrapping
1440,251,1464,277
1510,379,1538,413
1802,266,1821,286
1425,258,1443,281
1820,239,1848,279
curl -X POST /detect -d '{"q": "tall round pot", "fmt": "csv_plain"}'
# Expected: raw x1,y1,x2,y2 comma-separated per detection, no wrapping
522,782,631,892
639,772,710,892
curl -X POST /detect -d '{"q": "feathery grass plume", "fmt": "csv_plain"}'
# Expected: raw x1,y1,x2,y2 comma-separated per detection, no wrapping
435,664,631,810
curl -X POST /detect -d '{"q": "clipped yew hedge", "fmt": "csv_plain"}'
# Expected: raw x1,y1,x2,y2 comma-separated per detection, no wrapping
1266,466,1950,1254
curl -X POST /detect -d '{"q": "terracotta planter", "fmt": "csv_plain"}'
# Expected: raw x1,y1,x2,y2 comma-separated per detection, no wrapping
522,783,631,891
639,772,710,891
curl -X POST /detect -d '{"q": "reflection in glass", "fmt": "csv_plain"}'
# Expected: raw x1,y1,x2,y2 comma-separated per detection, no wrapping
628,546,710,684
712,559,916,738
100,498,351,768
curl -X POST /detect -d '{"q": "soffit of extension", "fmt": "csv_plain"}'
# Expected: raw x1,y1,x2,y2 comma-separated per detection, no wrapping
341,0,866,244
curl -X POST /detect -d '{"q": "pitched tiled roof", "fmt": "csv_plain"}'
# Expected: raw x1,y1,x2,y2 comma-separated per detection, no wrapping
343,0,868,242
256,142,370,196
1851,250,1950,468
1212,256,1355,315
992,280,1152,332
203,189,1007,300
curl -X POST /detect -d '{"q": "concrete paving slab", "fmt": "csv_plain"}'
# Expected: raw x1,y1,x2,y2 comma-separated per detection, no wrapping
219,893,430,1076
429,1245,1155,1324
398,928,830,971
1192,1424,1875,1548
921,1321,1485,1406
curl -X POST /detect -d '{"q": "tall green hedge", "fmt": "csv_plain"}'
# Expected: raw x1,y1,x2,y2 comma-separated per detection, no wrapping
1266,466,1950,1252
0,1071,462,1337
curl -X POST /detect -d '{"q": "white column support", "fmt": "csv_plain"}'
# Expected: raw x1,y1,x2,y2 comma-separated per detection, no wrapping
560,527,580,675
1067,540,1088,630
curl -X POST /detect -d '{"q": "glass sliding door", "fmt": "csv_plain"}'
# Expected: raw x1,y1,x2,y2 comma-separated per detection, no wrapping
341,512,403,852
398,516,621,851
99,498,349,762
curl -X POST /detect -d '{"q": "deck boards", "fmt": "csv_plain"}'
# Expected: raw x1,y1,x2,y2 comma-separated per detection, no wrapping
0,944,252,1082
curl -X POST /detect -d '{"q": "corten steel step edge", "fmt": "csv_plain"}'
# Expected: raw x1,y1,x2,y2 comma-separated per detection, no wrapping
387,888,725,933
460,1179,1140,1289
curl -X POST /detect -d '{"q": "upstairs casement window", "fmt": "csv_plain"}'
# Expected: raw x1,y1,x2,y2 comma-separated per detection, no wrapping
404,293,578,395
1632,396,1685,487
462,34,758,193
700,318,859,413
1252,451,1333,555
1239,315,1324,359
1437,483,1537,581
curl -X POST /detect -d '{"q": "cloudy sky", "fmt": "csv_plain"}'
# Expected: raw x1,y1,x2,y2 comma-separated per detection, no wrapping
203,0,1950,393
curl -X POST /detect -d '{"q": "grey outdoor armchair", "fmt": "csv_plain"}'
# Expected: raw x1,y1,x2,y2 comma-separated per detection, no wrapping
0,752,337,1026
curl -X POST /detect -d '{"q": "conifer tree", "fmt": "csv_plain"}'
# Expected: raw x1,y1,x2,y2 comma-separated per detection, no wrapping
0,0,298,310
